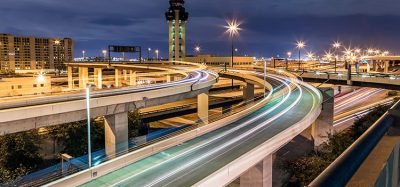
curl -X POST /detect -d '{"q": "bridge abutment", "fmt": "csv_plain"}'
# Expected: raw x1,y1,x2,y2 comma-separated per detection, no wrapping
240,154,273,187
104,112,129,157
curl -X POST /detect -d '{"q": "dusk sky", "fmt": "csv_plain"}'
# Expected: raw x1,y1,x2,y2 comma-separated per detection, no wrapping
1,0,400,58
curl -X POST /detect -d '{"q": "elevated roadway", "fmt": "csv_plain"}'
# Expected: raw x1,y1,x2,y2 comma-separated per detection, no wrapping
47,69,322,187
0,62,217,135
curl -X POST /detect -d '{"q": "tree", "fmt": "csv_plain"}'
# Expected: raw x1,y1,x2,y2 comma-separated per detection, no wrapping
46,119,105,157
128,110,148,138
282,103,395,186
0,131,43,183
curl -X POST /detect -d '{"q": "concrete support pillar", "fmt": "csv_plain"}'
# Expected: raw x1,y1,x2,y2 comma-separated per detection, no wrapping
79,67,88,89
104,112,129,157
312,87,334,147
166,74,173,82
129,70,137,86
392,144,400,187
197,93,209,124
384,60,390,73
374,60,379,72
240,154,273,187
67,66,73,89
115,69,121,87
347,64,352,86
243,82,255,101
123,70,128,81
94,68,102,89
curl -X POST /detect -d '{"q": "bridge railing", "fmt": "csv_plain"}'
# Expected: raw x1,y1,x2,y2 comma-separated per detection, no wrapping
309,99,400,187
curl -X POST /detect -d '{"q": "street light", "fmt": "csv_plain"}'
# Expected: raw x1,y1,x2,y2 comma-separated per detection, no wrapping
85,87,92,168
296,41,305,72
147,48,151,61
383,50,390,56
286,52,292,70
287,52,292,59
37,72,46,83
195,46,201,56
225,19,241,71
102,50,107,61
367,48,374,55
306,52,314,60
155,49,159,60
332,41,341,73
82,50,86,60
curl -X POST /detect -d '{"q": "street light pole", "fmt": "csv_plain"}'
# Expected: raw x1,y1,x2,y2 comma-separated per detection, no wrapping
147,48,151,61
296,41,305,72
85,87,92,168
264,60,267,97
298,49,301,71
225,19,241,71
231,37,234,68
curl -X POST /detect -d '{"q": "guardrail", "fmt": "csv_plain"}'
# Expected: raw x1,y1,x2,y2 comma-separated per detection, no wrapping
309,99,400,187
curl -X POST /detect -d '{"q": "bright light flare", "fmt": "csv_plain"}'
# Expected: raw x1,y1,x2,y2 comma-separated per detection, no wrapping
332,41,341,49
324,52,333,60
306,52,314,59
37,72,46,83
224,19,241,38
296,41,305,49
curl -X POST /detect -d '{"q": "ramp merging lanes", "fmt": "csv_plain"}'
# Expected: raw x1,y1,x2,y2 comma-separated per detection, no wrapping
75,71,322,187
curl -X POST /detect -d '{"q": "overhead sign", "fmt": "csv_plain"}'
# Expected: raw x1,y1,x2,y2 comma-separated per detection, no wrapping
109,45,140,53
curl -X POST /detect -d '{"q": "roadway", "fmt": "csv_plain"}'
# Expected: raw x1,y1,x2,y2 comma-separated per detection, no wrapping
77,71,322,187
0,62,218,135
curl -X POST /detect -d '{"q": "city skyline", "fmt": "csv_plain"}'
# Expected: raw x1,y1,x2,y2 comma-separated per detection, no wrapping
1,0,400,58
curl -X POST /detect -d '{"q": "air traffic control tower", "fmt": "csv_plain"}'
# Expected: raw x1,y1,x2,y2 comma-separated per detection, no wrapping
165,0,189,61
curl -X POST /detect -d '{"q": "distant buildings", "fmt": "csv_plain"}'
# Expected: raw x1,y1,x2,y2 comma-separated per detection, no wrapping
0,76,51,97
0,34,74,72
185,54,255,66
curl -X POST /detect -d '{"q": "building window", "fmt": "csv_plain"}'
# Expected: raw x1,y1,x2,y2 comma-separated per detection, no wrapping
18,85,22,89
33,84,37,87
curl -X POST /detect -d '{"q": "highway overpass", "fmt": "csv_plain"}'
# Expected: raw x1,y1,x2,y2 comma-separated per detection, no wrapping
0,62,218,157
45,69,324,187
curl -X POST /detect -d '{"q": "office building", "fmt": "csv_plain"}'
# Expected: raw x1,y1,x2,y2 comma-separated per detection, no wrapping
0,34,74,72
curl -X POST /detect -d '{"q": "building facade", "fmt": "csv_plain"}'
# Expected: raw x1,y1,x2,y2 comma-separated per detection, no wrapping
185,55,255,67
165,0,188,61
0,34,74,72
0,76,51,97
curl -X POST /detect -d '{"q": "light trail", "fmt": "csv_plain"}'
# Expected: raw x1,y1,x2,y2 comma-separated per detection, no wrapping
109,74,293,187
79,69,322,187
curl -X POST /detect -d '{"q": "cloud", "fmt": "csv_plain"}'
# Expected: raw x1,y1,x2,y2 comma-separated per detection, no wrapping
0,0,399,57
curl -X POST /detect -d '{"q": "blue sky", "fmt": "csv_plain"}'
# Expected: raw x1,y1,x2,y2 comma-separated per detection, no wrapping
1,0,399,58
